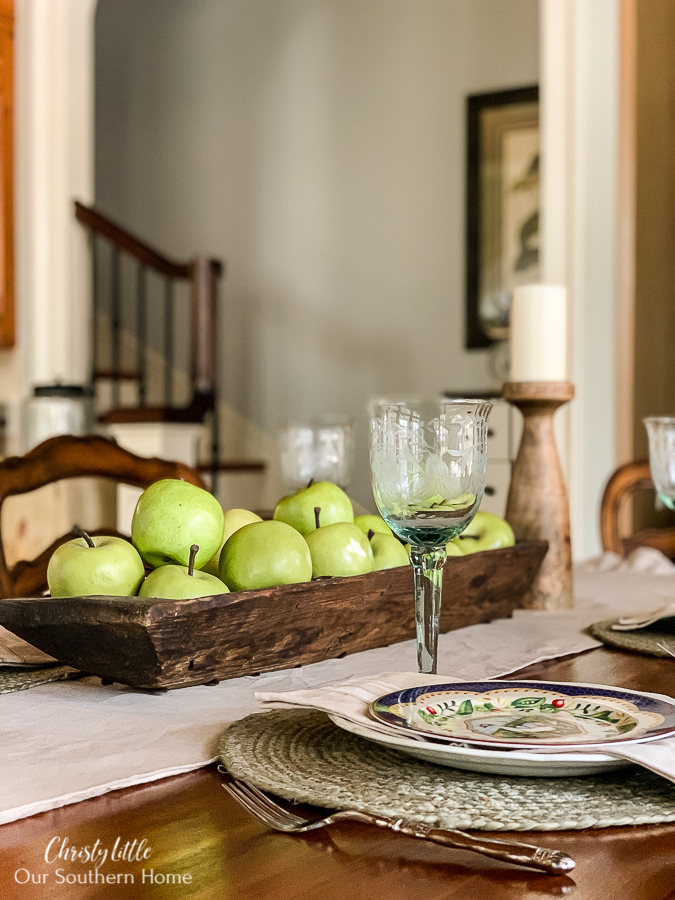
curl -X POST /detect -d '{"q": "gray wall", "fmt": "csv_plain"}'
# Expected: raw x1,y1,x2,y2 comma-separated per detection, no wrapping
95,0,539,509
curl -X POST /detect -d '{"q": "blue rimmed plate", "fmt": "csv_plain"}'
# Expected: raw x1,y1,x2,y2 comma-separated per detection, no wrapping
329,713,631,777
369,680,675,750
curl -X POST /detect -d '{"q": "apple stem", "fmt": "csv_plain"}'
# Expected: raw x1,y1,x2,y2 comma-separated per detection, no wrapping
74,525,96,548
188,544,199,576
314,506,321,529
368,529,375,541
307,478,315,488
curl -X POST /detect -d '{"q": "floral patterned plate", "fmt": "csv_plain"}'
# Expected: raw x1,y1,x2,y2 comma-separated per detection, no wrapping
369,680,675,750
329,714,631,777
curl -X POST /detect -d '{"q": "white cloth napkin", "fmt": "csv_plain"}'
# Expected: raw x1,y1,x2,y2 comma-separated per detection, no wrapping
257,670,675,785
599,738,675,780
257,671,456,739
576,546,675,576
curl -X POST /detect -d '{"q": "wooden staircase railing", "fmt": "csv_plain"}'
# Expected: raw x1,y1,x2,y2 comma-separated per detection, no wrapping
74,201,265,493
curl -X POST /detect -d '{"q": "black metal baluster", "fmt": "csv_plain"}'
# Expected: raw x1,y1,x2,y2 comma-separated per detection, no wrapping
111,246,121,409
137,263,147,406
164,277,174,407
211,390,219,499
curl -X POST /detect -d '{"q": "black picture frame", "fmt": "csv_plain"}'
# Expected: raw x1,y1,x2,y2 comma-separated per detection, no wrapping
465,86,539,349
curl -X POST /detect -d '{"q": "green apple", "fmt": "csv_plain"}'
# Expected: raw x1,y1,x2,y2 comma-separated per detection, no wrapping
219,520,312,591
47,533,145,597
406,540,462,558
354,514,393,537
140,545,229,599
445,540,464,557
131,479,225,570
369,532,409,570
140,566,228,599
409,492,476,513
202,508,263,577
273,481,353,536
449,511,516,554
305,522,374,578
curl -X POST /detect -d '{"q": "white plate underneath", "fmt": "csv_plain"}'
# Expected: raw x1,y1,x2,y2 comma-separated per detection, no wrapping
328,714,632,777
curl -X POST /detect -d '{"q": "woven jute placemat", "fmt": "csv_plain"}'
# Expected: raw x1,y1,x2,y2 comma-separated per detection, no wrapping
589,618,675,658
0,665,85,694
219,708,675,832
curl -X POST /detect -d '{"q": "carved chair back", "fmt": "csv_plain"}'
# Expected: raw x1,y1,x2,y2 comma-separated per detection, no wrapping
0,434,205,599
600,459,675,558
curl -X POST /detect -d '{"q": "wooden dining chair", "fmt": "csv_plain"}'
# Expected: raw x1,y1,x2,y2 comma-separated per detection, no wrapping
0,434,206,599
600,459,675,558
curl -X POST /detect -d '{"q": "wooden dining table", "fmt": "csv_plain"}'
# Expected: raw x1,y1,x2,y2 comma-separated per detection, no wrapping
1,643,674,900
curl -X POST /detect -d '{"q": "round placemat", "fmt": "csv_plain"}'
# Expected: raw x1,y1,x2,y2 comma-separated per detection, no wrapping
0,665,84,694
219,709,675,832
589,618,675,658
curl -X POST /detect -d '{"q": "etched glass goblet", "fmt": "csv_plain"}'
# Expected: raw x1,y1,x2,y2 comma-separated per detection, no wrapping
277,416,356,492
370,396,492,674
645,417,675,510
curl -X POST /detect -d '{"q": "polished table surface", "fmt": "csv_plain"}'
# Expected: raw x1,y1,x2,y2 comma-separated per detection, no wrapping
1,646,675,900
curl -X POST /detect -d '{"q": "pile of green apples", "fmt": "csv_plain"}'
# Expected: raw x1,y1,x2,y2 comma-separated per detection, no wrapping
46,479,516,600
46,479,409,599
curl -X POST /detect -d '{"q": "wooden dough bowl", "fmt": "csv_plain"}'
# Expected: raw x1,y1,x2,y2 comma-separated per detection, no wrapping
0,541,547,690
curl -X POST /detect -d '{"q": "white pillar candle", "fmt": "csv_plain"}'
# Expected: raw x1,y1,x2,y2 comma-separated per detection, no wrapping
509,284,568,382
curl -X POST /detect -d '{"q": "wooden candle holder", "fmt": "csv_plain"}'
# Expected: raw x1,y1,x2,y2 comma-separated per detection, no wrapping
501,381,575,610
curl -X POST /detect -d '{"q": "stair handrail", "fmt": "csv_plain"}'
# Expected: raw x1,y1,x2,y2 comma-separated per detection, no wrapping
75,202,266,493
74,200,222,407
75,201,218,279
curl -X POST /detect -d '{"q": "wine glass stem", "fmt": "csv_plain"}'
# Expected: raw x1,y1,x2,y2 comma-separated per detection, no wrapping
409,547,446,675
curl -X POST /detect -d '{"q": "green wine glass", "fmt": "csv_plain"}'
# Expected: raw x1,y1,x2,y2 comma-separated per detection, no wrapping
369,395,492,674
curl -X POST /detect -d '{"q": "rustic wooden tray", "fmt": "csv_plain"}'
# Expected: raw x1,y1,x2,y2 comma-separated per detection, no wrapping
0,541,547,690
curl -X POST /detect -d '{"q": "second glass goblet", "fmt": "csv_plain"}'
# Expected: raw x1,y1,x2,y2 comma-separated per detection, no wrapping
276,416,356,492
644,417,675,509
370,395,492,674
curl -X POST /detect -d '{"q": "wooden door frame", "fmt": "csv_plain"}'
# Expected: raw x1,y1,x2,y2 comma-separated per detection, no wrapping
616,0,637,468
0,0,13,348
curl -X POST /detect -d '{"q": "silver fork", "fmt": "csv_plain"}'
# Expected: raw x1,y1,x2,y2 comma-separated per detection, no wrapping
656,641,675,658
219,771,575,875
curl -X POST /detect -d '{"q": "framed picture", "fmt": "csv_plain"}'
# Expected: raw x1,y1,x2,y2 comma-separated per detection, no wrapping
465,86,539,349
